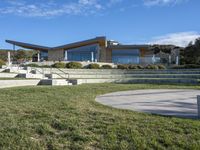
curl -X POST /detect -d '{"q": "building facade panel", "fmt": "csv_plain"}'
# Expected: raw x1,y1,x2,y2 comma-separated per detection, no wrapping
48,49,64,61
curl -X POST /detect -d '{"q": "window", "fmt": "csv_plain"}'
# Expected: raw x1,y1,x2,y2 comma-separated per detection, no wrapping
40,51,48,61
65,44,99,62
112,49,140,64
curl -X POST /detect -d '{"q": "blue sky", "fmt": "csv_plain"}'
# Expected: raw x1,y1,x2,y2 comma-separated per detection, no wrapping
0,0,200,49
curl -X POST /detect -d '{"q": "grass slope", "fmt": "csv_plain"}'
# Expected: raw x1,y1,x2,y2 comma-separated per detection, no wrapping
0,84,200,149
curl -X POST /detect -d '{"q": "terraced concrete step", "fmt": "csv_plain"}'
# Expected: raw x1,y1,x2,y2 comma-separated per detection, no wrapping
75,78,200,85
0,69,5,72
33,68,200,75
0,80,41,88
18,73,44,79
0,73,18,78
39,79,72,86
49,73,200,79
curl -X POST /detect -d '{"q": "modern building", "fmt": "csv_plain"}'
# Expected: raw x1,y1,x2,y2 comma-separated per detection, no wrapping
6,36,179,65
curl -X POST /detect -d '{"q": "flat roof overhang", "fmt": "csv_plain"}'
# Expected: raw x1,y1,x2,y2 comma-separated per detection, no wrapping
5,40,50,51
5,36,107,51
51,36,106,51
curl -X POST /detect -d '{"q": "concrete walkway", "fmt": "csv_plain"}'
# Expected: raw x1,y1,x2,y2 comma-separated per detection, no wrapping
96,89,200,119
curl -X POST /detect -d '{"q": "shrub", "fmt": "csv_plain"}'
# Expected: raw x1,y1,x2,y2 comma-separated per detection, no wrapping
145,64,159,70
185,64,200,69
0,59,5,67
117,64,129,69
128,65,138,69
101,65,112,69
52,62,66,68
66,62,82,69
137,65,144,69
40,65,51,68
157,64,166,70
171,64,200,69
25,63,39,67
87,63,100,69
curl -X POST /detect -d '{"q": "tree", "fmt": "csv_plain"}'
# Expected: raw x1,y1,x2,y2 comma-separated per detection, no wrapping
184,38,200,64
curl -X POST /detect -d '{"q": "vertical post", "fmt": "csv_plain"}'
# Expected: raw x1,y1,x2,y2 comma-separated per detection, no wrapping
152,54,155,64
65,50,68,61
37,51,40,62
176,56,179,65
7,51,11,66
197,96,200,119
169,55,171,64
91,51,94,62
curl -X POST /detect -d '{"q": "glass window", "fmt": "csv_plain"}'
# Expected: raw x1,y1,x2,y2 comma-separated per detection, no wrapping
40,51,48,61
65,44,99,62
112,49,140,64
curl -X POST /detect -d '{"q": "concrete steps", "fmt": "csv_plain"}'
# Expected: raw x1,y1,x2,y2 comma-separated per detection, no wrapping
40,79,73,86
0,73,19,78
75,78,200,85
0,69,5,73
0,79,73,88
49,73,200,79
1,66,200,85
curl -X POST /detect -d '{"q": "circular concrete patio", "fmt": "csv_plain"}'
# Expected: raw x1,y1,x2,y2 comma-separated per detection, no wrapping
96,89,200,119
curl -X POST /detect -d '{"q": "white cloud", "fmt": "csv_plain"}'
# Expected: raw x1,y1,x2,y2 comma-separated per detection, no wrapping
0,0,106,17
149,32,200,47
143,0,188,6
0,0,190,17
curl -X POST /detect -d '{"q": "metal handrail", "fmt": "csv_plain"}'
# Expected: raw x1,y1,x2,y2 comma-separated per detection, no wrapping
50,67,70,80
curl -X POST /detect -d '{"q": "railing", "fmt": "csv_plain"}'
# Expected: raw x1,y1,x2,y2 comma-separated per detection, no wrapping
30,67,45,78
50,67,70,80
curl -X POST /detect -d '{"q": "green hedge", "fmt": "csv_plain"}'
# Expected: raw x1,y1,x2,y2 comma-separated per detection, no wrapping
66,62,82,69
52,62,66,68
145,64,159,70
0,59,5,67
24,64,39,67
117,64,129,69
87,63,100,69
171,64,200,69
101,65,113,69
117,64,166,70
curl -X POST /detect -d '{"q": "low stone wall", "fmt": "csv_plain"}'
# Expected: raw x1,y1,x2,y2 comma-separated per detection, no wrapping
0,73,18,78
0,80,40,88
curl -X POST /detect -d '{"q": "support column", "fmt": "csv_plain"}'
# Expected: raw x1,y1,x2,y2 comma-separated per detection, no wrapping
91,51,94,62
37,51,40,62
152,54,155,64
64,50,68,61
169,55,171,64
176,56,179,65
7,51,11,66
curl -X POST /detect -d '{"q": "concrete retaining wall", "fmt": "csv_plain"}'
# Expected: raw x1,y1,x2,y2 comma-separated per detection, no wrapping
18,73,44,79
0,80,40,88
49,73,200,79
0,73,18,78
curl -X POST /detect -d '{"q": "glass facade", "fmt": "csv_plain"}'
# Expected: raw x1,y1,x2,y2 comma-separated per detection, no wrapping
40,51,48,61
112,49,140,64
65,44,99,62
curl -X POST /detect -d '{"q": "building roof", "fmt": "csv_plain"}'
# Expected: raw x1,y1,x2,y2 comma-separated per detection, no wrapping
5,40,50,51
6,37,107,51
51,36,106,50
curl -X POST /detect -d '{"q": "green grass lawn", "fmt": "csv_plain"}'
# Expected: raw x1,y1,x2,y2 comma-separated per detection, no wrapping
0,84,200,149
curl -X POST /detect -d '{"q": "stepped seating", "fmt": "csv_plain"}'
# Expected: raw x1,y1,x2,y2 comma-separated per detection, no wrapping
0,66,200,86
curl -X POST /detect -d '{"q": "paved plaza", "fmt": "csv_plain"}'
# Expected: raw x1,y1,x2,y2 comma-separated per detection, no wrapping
96,89,200,119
